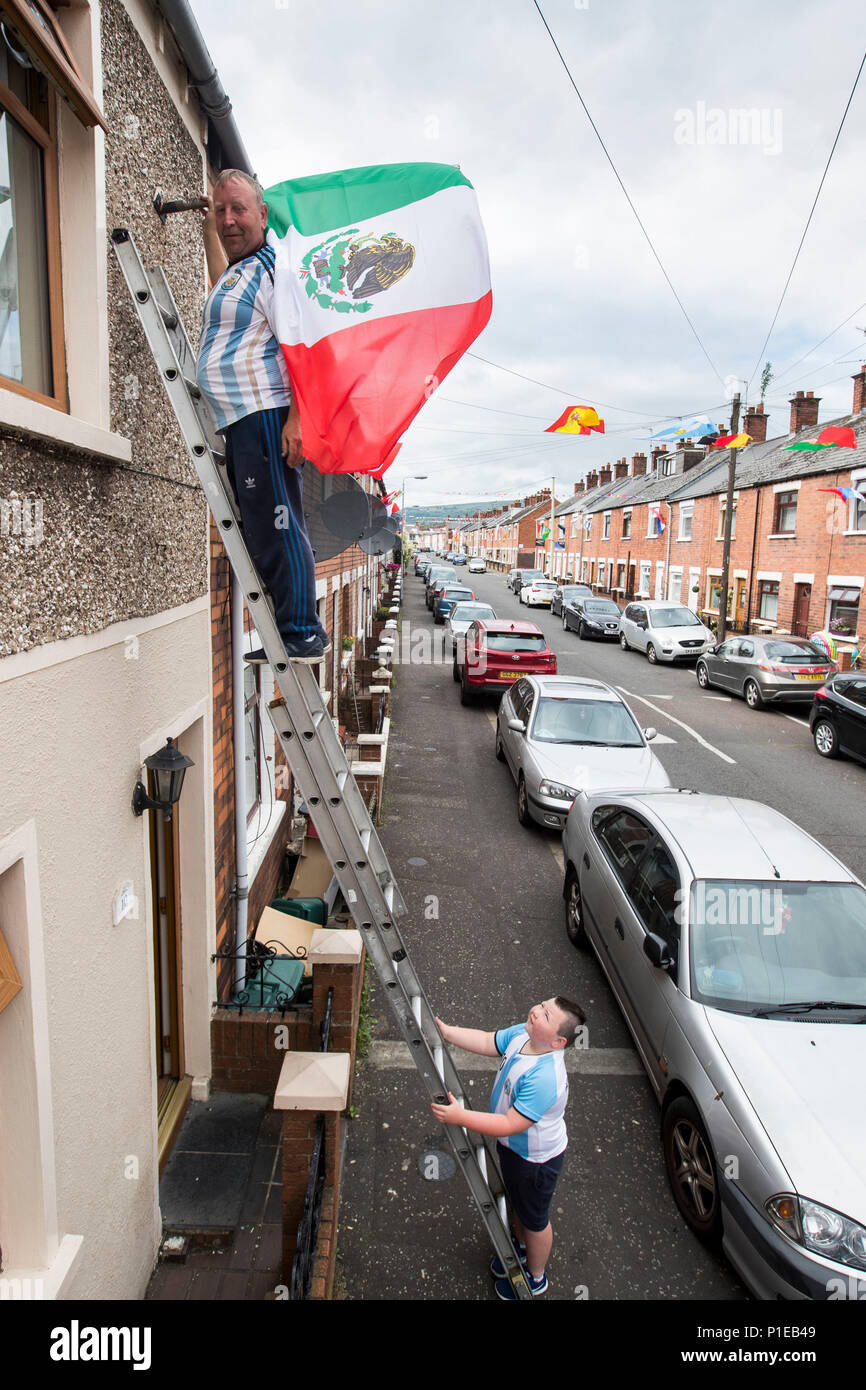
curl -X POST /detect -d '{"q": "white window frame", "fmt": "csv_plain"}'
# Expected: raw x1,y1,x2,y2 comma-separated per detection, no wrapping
678,502,694,540
849,468,866,534
622,508,632,538
602,511,611,539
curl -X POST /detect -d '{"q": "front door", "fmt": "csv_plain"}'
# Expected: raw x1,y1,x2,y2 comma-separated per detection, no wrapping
734,578,747,630
149,778,187,1164
793,583,812,637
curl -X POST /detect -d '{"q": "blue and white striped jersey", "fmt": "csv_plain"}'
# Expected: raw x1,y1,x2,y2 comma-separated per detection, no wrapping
491,1024,568,1162
196,240,292,431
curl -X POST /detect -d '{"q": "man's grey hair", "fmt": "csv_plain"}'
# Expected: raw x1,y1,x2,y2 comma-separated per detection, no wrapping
212,168,265,208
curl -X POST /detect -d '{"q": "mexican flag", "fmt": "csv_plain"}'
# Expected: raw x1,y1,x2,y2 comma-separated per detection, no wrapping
264,163,492,475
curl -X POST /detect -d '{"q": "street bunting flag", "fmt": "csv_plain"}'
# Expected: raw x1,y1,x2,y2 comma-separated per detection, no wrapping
650,415,718,441
264,162,493,475
545,405,605,435
784,440,832,452
710,433,751,449
817,426,857,449
820,486,866,504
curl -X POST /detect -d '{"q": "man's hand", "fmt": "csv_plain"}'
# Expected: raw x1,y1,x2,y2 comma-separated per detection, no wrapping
201,196,228,285
282,404,304,468
431,1092,465,1126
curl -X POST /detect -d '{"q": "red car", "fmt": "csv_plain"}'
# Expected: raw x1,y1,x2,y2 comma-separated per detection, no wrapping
453,619,557,705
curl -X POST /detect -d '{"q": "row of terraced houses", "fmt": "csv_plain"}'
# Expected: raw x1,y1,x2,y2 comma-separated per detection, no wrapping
452,377,866,646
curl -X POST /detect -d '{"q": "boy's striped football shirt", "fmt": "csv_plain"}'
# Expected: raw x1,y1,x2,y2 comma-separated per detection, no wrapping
196,240,292,431
491,1024,568,1163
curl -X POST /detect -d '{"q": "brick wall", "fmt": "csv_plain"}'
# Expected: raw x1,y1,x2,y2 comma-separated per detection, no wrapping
212,1006,316,1091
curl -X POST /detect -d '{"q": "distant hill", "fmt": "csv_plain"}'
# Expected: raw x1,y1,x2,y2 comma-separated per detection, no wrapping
407,499,516,526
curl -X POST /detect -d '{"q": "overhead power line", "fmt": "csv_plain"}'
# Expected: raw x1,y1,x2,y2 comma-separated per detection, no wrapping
747,48,866,393
532,0,726,391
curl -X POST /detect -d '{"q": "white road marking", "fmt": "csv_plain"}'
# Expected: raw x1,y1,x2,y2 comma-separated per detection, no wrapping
781,712,808,726
615,686,737,765
368,1040,642,1076
645,693,674,699
549,841,565,873
703,694,732,702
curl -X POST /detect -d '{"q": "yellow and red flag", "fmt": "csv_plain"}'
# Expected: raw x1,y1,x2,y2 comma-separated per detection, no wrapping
710,433,751,449
545,405,605,435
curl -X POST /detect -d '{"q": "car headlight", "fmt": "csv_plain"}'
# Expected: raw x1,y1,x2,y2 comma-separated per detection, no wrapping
661,643,674,652
766,1195,866,1271
539,780,579,800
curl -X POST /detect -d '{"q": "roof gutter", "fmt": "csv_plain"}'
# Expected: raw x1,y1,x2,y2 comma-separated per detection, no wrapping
157,0,255,176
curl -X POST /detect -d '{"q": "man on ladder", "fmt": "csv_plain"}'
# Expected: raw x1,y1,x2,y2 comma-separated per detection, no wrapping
197,168,331,664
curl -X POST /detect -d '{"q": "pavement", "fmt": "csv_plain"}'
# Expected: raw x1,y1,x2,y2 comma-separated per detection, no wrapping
336,566,748,1302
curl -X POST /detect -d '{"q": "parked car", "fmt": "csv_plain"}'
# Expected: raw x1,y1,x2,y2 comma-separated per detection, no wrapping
496,676,668,830
620,601,714,664
562,595,622,640
551,583,592,618
506,569,522,590
453,553,468,565
697,636,836,709
520,579,558,607
561,787,866,1301
433,584,476,624
468,557,487,574
445,601,497,650
425,569,454,608
810,673,866,764
454,619,556,705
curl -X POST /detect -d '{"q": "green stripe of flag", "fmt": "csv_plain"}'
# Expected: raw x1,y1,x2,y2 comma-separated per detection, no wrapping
264,162,472,237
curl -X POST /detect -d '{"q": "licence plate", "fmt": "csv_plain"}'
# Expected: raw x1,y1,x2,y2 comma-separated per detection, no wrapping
795,673,824,680
499,671,521,680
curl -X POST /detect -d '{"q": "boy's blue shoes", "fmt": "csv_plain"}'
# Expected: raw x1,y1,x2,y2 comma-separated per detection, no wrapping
495,1269,548,1299
490,1242,527,1279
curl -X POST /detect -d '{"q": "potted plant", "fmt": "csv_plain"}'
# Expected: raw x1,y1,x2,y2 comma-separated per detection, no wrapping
342,636,356,651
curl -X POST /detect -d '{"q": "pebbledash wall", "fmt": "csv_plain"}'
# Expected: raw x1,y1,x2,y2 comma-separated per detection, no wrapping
0,0,216,1300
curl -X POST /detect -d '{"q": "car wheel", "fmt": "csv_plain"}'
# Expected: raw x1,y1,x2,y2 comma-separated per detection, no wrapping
460,673,475,706
813,719,839,758
562,612,568,631
696,661,709,689
646,643,657,664
452,659,460,683
662,1096,721,1244
578,621,587,640
495,725,506,762
563,866,587,948
516,775,532,828
620,633,630,651
744,679,763,710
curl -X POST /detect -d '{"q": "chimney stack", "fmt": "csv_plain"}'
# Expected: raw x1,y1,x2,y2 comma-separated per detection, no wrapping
573,480,585,495
599,464,612,486
852,364,866,416
587,469,599,490
614,458,628,479
789,390,821,435
631,452,647,476
651,445,668,472
743,403,769,443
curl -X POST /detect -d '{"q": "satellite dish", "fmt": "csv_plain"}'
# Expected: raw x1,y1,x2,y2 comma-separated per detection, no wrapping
302,467,372,561
360,527,400,556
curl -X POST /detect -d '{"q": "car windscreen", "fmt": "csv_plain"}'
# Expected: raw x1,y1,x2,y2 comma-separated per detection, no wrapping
650,606,702,628
561,587,588,598
689,880,866,1015
521,571,546,581
584,601,621,615
450,604,495,621
764,641,831,664
530,698,643,746
485,634,547,651
440,589,474,600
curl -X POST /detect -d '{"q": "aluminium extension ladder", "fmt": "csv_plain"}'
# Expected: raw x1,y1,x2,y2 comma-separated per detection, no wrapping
111,227,532,1299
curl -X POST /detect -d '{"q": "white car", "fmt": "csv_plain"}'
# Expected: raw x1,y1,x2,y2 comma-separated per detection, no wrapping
445,601,497,650
468,557,486,574
619,600,714,664
520,580,558,607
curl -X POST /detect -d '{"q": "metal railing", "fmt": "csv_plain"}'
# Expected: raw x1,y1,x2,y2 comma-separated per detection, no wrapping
212,938,307,1013
289,986,334,1300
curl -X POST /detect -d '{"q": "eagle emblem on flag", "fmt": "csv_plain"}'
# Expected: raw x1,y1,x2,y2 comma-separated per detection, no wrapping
301,229,416,313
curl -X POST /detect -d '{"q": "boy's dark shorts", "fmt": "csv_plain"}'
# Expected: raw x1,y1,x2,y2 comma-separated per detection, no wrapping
496,1141,565,1232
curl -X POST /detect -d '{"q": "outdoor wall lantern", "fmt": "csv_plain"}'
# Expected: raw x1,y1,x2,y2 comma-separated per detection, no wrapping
132,738,194,821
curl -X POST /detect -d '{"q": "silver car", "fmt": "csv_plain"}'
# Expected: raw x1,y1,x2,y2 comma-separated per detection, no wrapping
697,635,836,709
495,675,669,830
562,788,866,1300
620,600,714,664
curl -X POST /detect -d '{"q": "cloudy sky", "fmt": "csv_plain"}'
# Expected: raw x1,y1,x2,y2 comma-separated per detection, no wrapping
189,0,866,509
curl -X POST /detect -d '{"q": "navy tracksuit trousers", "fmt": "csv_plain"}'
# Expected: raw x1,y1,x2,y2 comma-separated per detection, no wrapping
224,406,326,643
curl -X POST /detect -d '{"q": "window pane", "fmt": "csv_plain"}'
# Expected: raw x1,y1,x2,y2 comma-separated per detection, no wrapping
0,107,52,395
628,844,679,941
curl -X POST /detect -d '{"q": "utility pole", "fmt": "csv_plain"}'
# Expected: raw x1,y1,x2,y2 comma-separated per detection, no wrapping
717,393,740,645
549,477,555,577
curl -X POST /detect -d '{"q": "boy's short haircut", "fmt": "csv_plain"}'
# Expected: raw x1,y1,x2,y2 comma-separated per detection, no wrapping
554,996,586,1046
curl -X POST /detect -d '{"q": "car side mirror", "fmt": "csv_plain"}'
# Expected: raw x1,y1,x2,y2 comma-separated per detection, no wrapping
644,727,657,741
507,718,526,734
643,932,675,970
707,643,717,654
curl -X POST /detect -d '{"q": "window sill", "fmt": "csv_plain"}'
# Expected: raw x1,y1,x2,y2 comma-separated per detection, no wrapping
0,387,132,464
766,533,797,540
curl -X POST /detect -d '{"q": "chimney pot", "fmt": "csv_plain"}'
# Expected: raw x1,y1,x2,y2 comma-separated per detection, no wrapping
789,389,821,435
852,364,866,415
